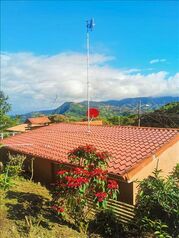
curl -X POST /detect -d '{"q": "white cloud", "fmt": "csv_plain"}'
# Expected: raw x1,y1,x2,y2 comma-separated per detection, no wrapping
1,52,178,114
123,68,141,73
149,58,167,64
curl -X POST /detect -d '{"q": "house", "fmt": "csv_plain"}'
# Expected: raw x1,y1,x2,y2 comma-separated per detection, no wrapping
6,124,28,133
0,123,178,205
5,117,51,135
25,116,51,129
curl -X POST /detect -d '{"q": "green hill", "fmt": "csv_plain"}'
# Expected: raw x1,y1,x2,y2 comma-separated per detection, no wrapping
139,102,179,128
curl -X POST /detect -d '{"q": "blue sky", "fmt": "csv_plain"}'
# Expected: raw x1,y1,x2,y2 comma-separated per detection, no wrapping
1,0,179,114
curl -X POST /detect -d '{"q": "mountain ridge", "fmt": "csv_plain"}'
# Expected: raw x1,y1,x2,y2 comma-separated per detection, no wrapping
19,96,179,120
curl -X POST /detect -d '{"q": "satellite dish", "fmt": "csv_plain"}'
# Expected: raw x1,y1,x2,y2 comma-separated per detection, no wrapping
86,108,99,119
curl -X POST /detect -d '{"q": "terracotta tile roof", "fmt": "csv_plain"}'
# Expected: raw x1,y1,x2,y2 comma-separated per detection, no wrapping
1,123,178,177
26,117,51,124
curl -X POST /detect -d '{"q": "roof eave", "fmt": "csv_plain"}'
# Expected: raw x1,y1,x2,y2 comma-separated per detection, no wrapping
122,133,179,181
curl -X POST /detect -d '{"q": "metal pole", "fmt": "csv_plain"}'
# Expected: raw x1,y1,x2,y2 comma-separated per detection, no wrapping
119,108,121,125
138,100,141,127
87,29,90,132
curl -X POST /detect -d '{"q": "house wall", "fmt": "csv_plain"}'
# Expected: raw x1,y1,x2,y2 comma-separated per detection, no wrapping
0,147,8,164
0,148,53,185
0,148,134,204
118,180,133,204
131,141,179,204
33,157,52,184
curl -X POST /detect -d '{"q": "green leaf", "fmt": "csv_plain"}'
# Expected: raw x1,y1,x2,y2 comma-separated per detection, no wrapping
161,224,168,228
102,200,107,209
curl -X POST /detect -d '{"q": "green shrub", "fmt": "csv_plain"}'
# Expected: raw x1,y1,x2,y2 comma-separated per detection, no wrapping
135,165,179,237
170,163,179,182
0,154,26,190
5,154,26,177
0,172,14,190
140,218,172,238
89,209,124,238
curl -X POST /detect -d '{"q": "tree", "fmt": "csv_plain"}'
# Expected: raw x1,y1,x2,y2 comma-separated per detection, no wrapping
0,91,11,131
51,145,119,233
0,91,11,115
49,114,69,123
0,91,19,132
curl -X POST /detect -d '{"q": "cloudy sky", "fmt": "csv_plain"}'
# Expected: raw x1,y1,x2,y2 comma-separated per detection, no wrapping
1,1,179,114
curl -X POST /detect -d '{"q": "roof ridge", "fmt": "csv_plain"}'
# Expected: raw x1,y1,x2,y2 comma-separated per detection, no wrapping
28,116,49,119
3,123,178,141
46,122,179,131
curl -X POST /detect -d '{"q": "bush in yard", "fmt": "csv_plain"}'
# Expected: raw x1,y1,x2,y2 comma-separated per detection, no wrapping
89,209,125,238
0,173,13,191
170,163,179,183
5,154,26,177
51,145,119,233
135,165,179,237
0,154,26,190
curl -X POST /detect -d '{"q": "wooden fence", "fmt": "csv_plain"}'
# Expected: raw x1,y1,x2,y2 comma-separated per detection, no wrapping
87,198,135,223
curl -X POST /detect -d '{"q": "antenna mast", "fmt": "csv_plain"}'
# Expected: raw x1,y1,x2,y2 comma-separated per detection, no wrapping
138,100,141,127
86,18,95,132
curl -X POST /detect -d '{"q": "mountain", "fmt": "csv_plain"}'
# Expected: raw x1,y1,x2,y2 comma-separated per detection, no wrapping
105,96,178,107
19,96,179,121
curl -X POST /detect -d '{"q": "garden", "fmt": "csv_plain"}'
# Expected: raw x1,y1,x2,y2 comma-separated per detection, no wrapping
0,145,179,238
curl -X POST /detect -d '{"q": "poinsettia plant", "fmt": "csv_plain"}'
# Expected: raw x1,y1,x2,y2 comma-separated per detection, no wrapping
51,144,119,233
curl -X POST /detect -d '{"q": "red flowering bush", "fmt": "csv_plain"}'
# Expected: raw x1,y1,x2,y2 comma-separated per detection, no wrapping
51,144,119,233
95,192,107,202
52,205,64,216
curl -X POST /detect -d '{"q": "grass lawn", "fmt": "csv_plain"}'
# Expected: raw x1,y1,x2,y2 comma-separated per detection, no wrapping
0,178,87,238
